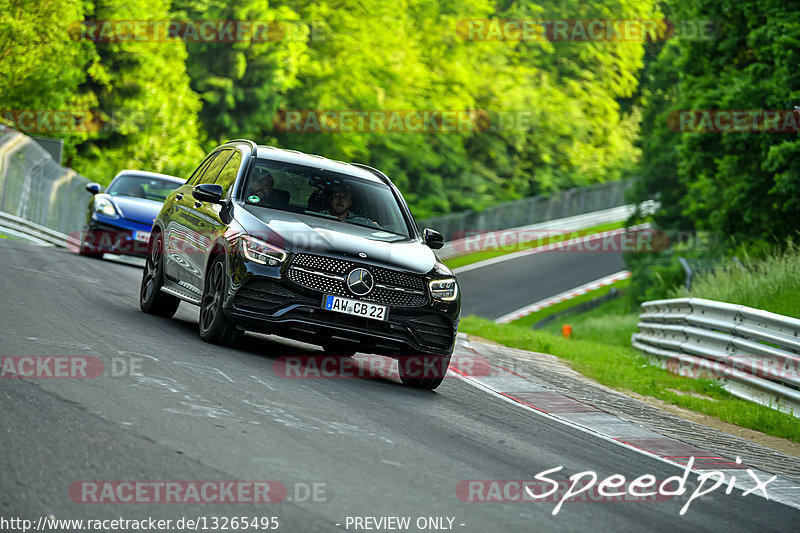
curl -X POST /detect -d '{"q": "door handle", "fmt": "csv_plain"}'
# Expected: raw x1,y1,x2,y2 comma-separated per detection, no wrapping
194,201,203,208
176,193,183,200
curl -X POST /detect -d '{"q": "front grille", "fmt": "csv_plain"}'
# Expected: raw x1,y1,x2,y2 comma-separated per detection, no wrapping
233,279,316,313
288,253,427,307
398,313,455,349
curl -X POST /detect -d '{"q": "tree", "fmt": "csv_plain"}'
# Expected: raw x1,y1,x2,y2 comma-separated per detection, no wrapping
172,0,310,148
70,0,206,183
0,0,92,127
631,0,800,251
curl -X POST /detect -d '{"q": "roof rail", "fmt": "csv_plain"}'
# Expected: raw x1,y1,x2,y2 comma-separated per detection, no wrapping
224,139,258,155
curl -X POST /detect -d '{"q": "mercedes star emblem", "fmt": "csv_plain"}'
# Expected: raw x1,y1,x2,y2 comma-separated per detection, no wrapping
346,268,374,296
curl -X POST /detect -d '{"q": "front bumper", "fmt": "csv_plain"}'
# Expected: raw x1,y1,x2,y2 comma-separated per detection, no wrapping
224,257,459,357
83,216,153,256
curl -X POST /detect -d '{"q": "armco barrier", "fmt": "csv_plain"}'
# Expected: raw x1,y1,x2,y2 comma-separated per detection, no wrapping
632,297,800,417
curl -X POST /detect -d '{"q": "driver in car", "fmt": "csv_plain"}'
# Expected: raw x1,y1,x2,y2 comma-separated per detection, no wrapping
247,168,274,204
325,185,378,226
122,182,146,198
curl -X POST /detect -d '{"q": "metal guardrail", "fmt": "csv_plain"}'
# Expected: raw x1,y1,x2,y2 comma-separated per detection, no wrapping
632,297,800,417
0,211,73,247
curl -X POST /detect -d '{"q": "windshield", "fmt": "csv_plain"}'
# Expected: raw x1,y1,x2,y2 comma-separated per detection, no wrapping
242,159,412,239
107,174,181,201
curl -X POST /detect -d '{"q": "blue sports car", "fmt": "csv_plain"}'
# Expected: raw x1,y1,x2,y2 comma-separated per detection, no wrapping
79,170,184,258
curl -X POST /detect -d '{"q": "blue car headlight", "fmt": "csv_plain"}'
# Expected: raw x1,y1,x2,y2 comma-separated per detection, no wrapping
93,196,119,218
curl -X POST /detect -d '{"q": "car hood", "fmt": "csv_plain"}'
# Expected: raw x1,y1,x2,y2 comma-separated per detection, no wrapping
110,195,164,225
239,207,436,274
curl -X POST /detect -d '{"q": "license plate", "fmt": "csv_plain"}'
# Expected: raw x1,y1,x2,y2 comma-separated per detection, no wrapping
323,295,388,321
134,230,151,243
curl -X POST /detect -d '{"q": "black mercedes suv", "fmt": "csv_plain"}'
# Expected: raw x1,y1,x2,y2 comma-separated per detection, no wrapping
139,140,460,389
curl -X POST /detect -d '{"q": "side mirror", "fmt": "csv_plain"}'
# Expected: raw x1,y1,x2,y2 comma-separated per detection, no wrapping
85,183,101,195
424,228,444,250
193,183,224,203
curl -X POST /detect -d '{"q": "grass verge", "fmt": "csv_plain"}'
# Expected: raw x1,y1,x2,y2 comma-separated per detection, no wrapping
458,313,800,442
444,220,626,270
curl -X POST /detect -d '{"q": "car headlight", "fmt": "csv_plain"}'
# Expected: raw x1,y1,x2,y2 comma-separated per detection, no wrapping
429,278,458,301
93,196,119,218
240,235,287,266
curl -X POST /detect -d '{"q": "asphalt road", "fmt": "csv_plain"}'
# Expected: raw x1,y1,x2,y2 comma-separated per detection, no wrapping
455,237,626,320
1,239,797,532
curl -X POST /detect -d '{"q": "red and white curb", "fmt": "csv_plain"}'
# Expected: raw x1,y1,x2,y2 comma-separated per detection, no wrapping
494,270,631,324
448,335,800,511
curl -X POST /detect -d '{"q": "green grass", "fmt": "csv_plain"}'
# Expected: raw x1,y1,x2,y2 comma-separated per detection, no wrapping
538,294,640,346
458,313,800,442
510,278,632,329
444,220,626,270
672,242,800,318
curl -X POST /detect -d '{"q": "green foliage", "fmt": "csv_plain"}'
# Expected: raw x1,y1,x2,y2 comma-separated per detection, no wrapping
177,0,652,218
3,0,653,212
0,0,90,111
624,247,686,303
70,0,206,184
172,0,309,148
630,0,800,250
626,0,800,303
672,241,800,318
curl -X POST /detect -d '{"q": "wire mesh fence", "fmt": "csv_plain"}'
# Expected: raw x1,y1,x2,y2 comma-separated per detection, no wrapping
0,126,91,235
416,179,634,242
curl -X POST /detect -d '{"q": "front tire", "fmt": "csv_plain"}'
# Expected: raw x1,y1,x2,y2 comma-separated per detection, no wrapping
397,353,451,390
139,232,180,318
199,255,242,345
79,230,104,259
322,342,357,357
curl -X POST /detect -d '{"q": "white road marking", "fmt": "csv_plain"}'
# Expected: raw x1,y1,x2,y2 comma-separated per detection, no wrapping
494,270,631,323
